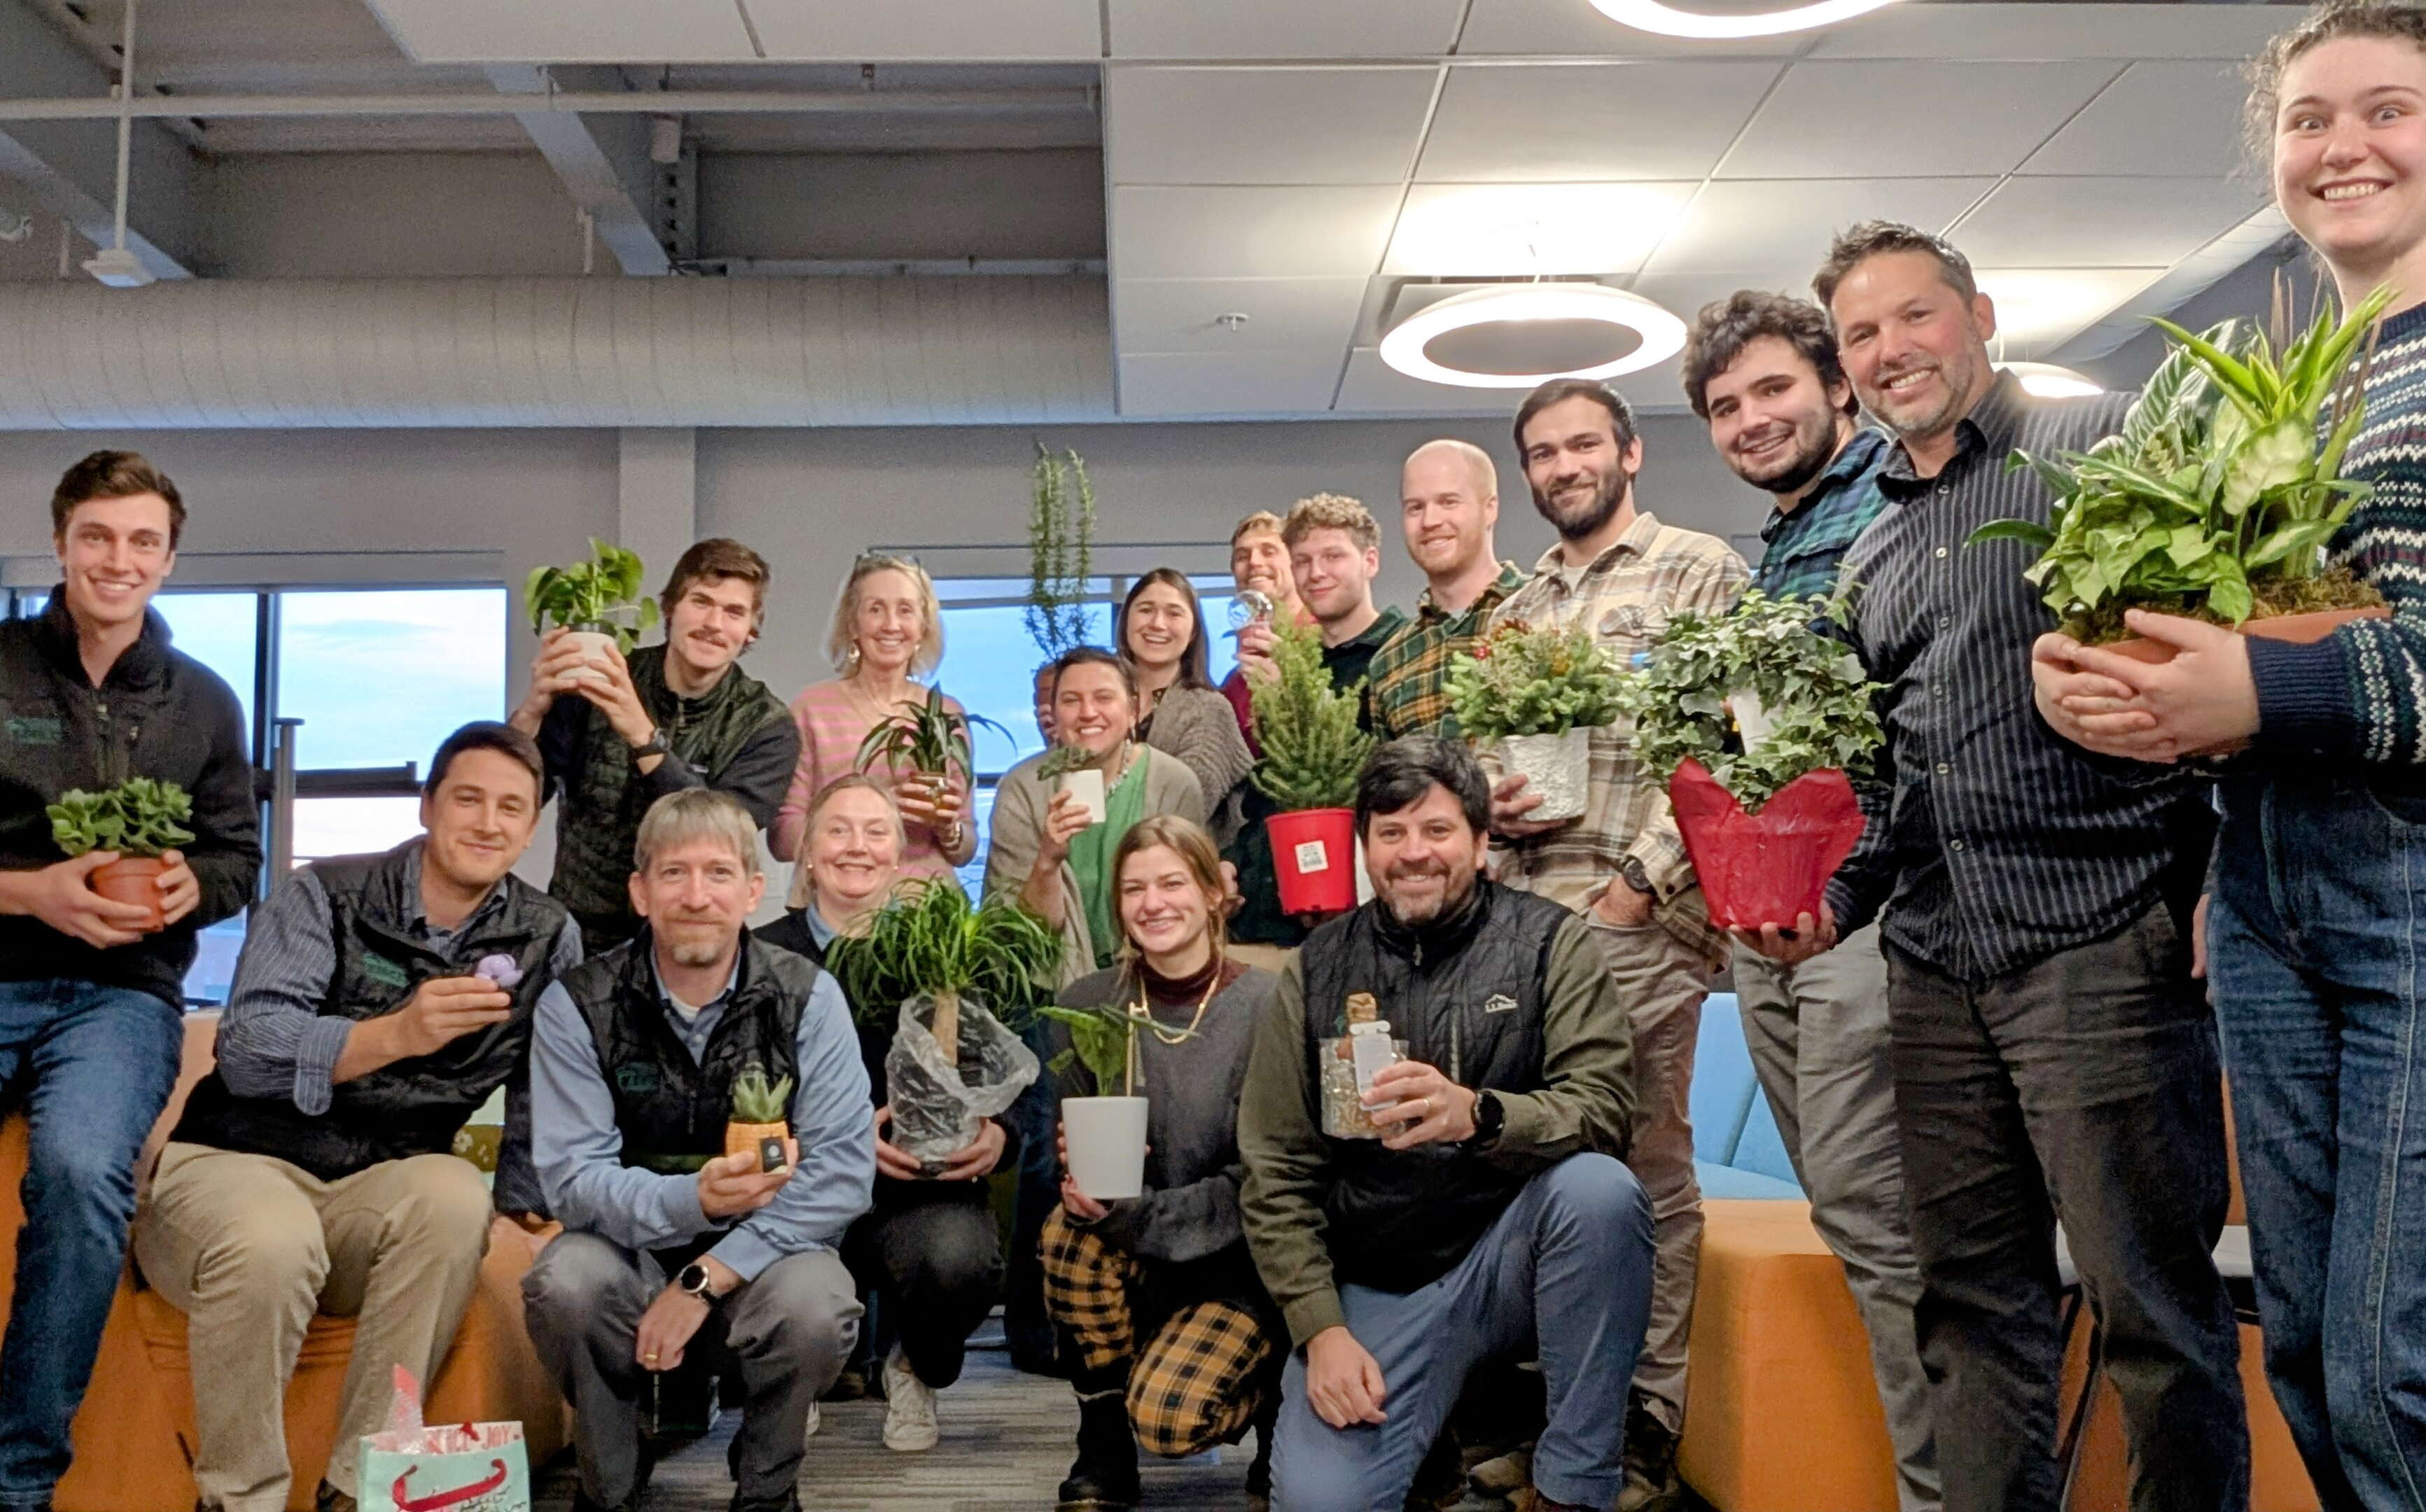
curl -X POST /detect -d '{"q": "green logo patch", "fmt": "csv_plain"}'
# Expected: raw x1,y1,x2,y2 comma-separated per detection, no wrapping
6,717,62,746
360,953,410,990
615,1063,660,1095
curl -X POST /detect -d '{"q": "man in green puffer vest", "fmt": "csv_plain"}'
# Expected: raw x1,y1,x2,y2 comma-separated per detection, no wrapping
511,538,800,952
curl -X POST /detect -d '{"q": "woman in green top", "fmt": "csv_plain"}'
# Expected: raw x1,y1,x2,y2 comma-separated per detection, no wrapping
986,648,1206,986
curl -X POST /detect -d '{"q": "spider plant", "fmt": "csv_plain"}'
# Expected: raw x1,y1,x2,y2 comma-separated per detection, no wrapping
524,538,659,651
824,878,1063,1051
856,685,1010,780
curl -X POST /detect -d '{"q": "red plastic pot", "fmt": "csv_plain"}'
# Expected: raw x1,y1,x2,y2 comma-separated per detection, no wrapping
1267,807,1357,916
91,856,167,933
1668,759,1865,932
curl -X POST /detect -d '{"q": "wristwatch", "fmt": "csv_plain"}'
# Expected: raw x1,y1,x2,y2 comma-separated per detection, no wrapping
631,734,669,763
1469,1089,1506,1149
1617,856,1655,898
676,1261,721,1304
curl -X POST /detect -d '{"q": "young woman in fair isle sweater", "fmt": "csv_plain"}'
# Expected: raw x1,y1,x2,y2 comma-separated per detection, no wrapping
2033,6,2426,1500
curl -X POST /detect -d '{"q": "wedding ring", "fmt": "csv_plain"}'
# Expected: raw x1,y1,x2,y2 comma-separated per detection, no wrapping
643,1351,660,1362
1423,1096,1435,1118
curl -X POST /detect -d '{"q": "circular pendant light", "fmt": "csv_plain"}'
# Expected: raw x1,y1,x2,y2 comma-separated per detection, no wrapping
1588,0,1903,40
1379,285,1687,390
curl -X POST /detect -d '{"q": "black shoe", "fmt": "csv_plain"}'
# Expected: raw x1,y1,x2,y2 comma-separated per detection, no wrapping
571,1490,639,1512
821,1366,871,1401
1055,1382,1141,1511
1615,1395,1682,1512
313,1485,356,1512
726,1494,800,1512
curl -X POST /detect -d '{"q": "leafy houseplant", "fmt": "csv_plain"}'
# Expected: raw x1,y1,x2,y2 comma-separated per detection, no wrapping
1971,281,2394,648
856,686,1010,825
1616,591,1882,930
1248,618,1376,915
725,1064,796,1171
524,538,660,684
48,777,195,932
1443,618,1624,823
1025,442,1097,660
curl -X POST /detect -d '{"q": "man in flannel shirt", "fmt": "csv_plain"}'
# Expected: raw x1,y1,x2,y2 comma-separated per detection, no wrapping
1366,439,1530,741
1682,290,1934,1512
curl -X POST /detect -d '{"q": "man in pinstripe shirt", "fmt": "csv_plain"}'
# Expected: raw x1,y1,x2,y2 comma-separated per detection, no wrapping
1744,223,2246,1512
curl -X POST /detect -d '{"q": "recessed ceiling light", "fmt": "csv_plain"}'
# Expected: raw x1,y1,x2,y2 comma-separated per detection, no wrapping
1388,185,1690,279
1974,268,2164,351
1589,0,1904,39
1999,361,2104,398
1379,285,1687,390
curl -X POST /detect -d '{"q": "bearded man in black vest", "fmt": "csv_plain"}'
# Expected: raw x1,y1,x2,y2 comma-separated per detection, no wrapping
132,722,578,1512
522,788,872,1512
1238,738,1655,1512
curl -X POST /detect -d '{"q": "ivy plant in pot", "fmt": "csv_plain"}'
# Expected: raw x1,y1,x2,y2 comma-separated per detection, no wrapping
825,879,1055,1171
1037,998,1199,1201
1248,618,1376,916
1616,590,1882,930
523,538,659,686
47,777,195,932
1970,281,2395,657
856,685,1011,831
1442,617,1624,824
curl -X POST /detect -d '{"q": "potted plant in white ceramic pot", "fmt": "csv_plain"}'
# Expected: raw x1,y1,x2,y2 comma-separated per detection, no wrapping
524,538,657,685
1442,617,1624,824
1037,997,1199,1200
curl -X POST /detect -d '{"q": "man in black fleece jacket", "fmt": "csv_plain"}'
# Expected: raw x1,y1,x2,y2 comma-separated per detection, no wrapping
0,451,258,1512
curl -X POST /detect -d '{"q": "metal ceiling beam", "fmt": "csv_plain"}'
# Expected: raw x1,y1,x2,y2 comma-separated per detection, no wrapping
0,0,196,281
485,64,669,277
0,88,1101,121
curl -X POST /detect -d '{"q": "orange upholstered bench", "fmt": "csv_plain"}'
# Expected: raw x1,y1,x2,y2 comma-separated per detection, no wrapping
0,1011,569,1512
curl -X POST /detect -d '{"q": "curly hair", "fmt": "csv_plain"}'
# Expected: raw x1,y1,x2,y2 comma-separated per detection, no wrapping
1812,220,1979,310
1682,290,1856,421
1281,493,1381,554
2247,2,2426,163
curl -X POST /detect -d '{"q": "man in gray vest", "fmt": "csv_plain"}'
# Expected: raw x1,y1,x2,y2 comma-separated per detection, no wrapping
133,722,578,1512
1239,738,1654,1512
523,788,872,1512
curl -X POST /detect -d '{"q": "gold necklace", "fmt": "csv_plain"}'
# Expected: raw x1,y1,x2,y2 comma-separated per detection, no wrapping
1129,953,1221,1044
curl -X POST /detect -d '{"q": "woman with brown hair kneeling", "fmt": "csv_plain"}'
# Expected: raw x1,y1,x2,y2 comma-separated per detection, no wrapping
1045,815,1284,1512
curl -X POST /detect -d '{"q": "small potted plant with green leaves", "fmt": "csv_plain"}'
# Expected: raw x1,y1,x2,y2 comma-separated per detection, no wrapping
725,1064,797,1172
856,685,1011,836
523,538,658,685
1617,590,1882,930
1033,740,1106,825
1248,618,1375,915
47,776,195,932
825,880,1056,1169
1037,998,1199,1200
1443,618,1624,824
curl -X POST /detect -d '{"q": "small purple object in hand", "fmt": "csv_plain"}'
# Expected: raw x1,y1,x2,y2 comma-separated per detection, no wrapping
475,953,524,989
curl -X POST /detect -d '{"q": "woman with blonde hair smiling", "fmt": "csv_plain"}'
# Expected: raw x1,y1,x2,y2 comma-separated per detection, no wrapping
773,554,977,906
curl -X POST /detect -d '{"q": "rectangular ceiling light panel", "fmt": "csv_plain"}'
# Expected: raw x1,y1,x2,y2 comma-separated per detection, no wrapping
361,0,755,62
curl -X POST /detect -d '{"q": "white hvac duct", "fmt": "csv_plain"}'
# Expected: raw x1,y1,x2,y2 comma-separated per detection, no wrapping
0,276,1115,428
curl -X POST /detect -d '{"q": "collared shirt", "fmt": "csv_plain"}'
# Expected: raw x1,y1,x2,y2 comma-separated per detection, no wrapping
1367,562,1530,740
1824,373,2213,983
1325,605,1410,708
1484,512,1749,940
529,948,875,1281
1752,428,1894,603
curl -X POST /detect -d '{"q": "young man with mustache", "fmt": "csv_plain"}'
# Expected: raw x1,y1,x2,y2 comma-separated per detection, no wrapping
1682,291,1934,1512
1367,440,1528,742
1484,378,1747,1512
1743,223,2245,1511
512,538,802,951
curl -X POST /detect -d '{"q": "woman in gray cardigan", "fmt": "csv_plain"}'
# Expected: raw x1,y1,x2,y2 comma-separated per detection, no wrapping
1120,569,1253,843
1041,813,1283,1512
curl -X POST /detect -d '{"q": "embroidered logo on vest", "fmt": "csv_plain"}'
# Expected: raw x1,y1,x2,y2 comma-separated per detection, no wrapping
616,1063,660,1094
6,716,62,746
1482,993,1518,1015
360,953,410,990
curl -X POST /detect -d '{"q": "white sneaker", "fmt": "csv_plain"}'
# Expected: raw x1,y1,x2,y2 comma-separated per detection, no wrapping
803,1401,820,1441
881,1348,940,1452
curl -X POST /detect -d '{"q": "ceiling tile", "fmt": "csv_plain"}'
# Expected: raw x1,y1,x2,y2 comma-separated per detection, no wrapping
1640,176,1993,276
1416,62,1783,183
2023,60,2253,178
1454,0,1806,61
1115,278,1370,354
360,0,753,62
743,0,1102,60
1974,266,2167,356
1119,351,1345,416
1953,176,2270,270
1110,0,1466,59
1808,4,2291,62
1112,186,1404,279
1631,270,1817,330
1107,67,1437,186
1720,59,2125,179
1383,182,1700,276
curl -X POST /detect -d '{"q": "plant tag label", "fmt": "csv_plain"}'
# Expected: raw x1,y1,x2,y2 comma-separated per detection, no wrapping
758,1137,790,1173
1294,840,1330,874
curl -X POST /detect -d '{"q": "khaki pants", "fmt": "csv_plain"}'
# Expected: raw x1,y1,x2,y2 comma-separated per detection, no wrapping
132,1144,495,1512
1587,918,1710,1436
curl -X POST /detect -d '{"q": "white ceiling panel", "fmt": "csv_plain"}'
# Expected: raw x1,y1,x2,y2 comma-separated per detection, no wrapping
1953,176,2269,270
1120,351,1345,416
1641,176,1993,276
1809,4,2291,62
1109,0,1467,59
1720,60,2124,179
1974,266,2167,355
1113,186,1404,279
1116,278,1371,354
1106,68,1436,186
1384,182,1700,276
746,0,1101,59
1453,0,1806,60
360,0,753,63
1416,62,1784,183
2023,61,2254,178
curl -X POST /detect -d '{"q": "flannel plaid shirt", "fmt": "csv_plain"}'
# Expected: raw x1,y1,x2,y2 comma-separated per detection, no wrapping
1750,428,1893,603
1366,561,1531,741
1484,510,1749,959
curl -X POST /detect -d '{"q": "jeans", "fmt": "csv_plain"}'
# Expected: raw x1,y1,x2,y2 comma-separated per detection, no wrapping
0,979,184,1509
842,1190,1003,1390
1886,908,2245,1512
1270,1155,1655,1512
2210,773,2426,1511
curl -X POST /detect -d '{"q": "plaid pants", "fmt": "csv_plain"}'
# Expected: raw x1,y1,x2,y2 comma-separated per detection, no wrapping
1040,1207,1278,1457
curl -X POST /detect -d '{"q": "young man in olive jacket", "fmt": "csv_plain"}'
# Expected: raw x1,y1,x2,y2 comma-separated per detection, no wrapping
1239,738,1654,1512
0,451,259,1512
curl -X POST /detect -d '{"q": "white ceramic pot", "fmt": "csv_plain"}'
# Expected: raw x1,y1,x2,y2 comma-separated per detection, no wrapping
1062,1096,1148,1200
1500,727,1593,823
1059,767,1108,825
562,628,618,686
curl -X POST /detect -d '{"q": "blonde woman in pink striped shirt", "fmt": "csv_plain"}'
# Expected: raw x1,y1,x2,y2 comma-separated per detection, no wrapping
772,554,977,906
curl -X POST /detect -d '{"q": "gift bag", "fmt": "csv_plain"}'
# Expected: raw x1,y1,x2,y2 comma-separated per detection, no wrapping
358,1367,530,1512
1668,757,1865,932
883,993,1040,1164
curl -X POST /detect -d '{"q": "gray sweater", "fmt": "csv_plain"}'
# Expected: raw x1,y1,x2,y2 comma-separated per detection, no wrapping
1050,961,1276,1264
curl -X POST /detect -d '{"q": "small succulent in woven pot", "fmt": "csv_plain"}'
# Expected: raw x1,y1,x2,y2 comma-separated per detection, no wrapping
726,1063,796,1172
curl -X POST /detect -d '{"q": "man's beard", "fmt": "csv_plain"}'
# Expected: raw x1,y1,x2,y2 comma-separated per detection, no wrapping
1531,464,1631,543
1728,412,1839,498
1864,351,1984,443
1379,860,1476,927
663,925,732,968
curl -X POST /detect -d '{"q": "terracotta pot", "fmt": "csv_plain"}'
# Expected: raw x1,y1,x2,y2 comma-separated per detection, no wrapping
2100,605,2391,665
91,856,167,932
1267,808,1357,915
1667,759,1866,932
